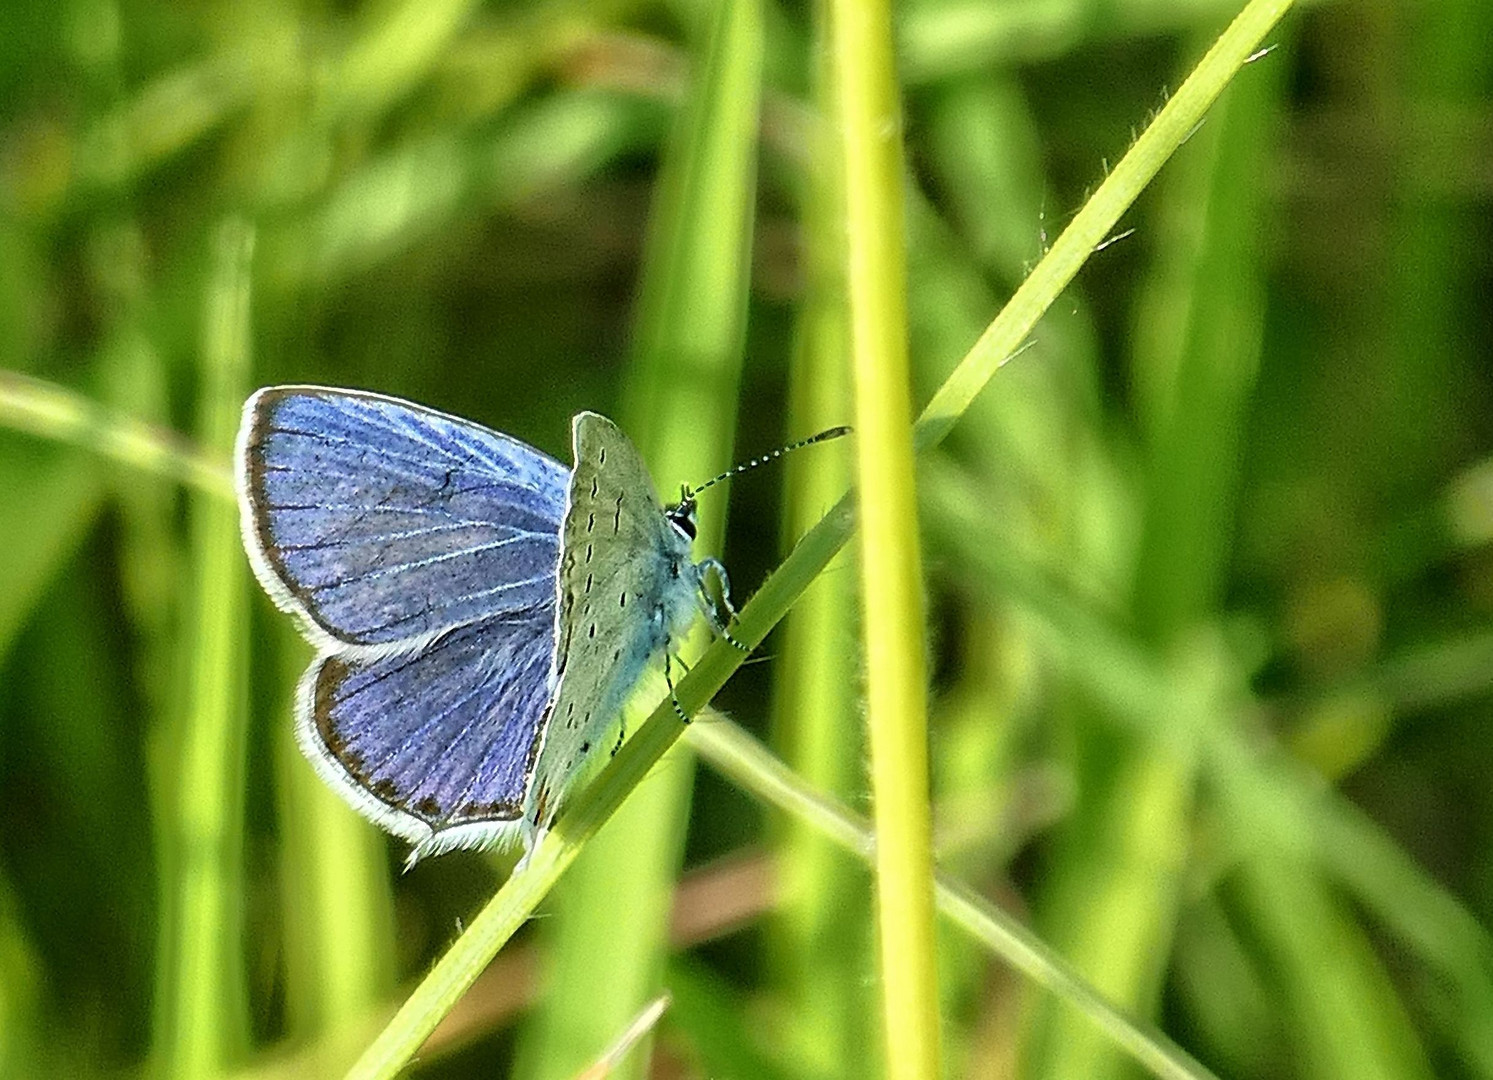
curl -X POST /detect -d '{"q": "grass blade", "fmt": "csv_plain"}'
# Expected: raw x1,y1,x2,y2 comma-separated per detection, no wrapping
0,370,232,499
155,219,255,1079
766,7,867,1075
917,0,1295,448
515,0,762,1076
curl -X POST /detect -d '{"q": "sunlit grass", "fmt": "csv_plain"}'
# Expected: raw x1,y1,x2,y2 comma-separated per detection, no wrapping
827,0,942,1072
517,0,763,1076
3,0,1491,1079
156,219,255,1079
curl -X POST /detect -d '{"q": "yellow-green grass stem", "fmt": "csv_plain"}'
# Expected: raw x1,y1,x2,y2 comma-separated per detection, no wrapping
826,0,940,1071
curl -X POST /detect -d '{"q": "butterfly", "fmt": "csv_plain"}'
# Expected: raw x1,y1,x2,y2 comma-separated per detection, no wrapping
235,385,738,862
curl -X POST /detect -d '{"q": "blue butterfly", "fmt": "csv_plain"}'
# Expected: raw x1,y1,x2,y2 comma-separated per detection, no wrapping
236,386,734,861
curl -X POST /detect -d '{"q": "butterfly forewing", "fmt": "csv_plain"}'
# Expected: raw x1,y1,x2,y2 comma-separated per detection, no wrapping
239,386,568,649
525,412,700,831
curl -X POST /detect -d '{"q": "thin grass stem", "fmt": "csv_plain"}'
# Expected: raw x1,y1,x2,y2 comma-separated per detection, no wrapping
0,370,232,498
916,0,1295,449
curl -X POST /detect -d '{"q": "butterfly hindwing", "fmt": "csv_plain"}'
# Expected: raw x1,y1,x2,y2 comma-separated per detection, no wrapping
524,412,701,831
238,386,568,650
298,609,554,854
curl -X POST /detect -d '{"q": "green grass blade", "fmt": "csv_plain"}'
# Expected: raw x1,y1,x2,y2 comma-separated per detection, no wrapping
327,0,481,120
765,6,867,1075
273,624,396,1055
916,0,1295,449
154,219,255,1079
0,877,42,1078
516,0,762,1076
97,328,185,722
1312,790,1493,1074
1236,858,1435,1080
0,442,103,665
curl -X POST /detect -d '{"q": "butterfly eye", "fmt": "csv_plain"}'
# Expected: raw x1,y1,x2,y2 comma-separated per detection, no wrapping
666,500,697,541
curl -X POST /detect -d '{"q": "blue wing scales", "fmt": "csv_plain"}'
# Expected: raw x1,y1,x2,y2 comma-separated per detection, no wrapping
239,386,568,648
298,611,554,848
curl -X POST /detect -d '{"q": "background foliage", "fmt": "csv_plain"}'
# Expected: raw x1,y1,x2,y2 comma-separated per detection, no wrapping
1,0,1491,1078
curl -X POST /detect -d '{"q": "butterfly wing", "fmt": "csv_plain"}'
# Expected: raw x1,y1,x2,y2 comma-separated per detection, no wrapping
299,609,554,855
524,412,701,832
238,386,568,650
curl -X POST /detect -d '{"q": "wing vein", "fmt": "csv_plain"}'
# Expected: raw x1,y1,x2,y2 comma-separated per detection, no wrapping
309,543,552,592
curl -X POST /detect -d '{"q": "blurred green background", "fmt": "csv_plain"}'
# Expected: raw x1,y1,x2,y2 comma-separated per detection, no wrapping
1,0,1491,1078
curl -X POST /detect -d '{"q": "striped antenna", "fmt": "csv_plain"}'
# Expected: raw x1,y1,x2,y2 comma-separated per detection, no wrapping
682,425,852,506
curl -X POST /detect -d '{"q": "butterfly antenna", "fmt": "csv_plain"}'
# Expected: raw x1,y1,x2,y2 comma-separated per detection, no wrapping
681,424,852,506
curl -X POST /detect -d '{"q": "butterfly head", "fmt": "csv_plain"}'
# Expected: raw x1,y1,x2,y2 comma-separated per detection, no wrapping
665,486,698,543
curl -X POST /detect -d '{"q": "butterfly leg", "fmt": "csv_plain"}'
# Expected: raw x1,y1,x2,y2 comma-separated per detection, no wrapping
697,557,750,652
664,649,690,724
